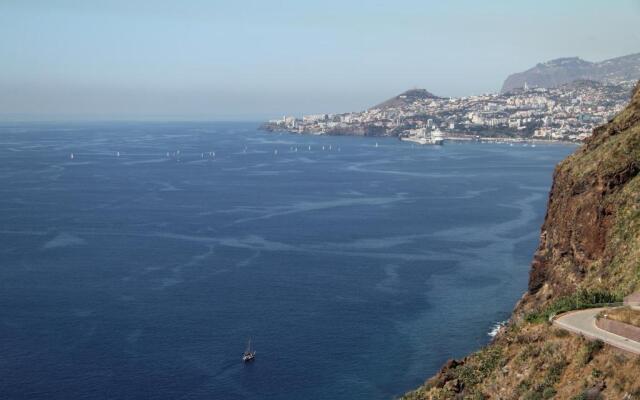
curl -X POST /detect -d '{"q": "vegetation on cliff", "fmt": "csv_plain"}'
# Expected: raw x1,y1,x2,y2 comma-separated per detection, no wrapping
404,82,640,399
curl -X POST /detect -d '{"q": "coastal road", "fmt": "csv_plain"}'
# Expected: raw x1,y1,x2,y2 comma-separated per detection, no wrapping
553,308,640,355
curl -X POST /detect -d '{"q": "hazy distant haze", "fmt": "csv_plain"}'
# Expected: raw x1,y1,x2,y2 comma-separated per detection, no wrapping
1,0,639,120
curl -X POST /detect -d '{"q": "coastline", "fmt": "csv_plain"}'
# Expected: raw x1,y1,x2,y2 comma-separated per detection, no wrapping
260,126,581,146
442,134,580,146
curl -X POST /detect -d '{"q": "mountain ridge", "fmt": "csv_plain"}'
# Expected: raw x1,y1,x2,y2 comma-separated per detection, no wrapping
501,53,640,93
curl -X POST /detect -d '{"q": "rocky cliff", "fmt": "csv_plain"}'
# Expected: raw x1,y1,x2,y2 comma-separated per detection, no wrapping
404,82,640,399
501,53,640,93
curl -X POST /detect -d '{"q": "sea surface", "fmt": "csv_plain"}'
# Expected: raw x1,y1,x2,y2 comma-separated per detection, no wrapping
0,122,574,399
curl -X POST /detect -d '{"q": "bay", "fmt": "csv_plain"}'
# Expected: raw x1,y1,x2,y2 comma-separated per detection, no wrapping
0,122,574,399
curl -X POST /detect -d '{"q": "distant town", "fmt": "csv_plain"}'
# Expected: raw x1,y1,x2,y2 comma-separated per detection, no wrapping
262,80,635,142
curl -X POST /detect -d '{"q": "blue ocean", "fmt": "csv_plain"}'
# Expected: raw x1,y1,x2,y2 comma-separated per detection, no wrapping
0,122,574,399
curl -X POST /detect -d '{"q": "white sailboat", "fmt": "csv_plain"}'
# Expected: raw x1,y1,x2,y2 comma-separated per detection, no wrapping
242,338,256,362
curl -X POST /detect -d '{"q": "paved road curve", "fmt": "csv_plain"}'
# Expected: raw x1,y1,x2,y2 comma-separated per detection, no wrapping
553,308,640,355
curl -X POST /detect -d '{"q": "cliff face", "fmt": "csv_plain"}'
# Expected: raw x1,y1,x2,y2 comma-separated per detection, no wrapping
501,53,640,93
524,80,640,311
404,82,640,399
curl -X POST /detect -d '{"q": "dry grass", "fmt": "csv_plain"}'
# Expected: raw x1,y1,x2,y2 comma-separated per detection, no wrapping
403,322,640,399
601,306,640,328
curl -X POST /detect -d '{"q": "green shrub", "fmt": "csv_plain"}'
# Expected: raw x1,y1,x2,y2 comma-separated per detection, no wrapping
542,386,557,399
525,290,623,324
466,390,486,400
523,391,543,400
553,328,569,338
577,339,604,366
520,359,566,400
517,379,532,395
517,344,539,362
451,346,503,388
544,360,567,386
613,352,628,365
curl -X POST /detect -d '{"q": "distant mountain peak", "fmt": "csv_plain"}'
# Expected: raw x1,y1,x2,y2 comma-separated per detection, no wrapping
372,88,441,110
502,52,640,93
539,57,591,68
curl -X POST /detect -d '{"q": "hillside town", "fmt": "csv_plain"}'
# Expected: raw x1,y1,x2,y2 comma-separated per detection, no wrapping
262,80,635,142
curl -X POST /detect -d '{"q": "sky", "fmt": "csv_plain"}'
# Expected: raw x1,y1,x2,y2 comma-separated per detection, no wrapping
1,0,639,121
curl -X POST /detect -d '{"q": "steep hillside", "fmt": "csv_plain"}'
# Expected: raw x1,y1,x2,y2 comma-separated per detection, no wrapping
404,81,640,399
501,53,640,93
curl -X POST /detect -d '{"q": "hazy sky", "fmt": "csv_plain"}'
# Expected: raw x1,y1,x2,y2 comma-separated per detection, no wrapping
1,0,639,121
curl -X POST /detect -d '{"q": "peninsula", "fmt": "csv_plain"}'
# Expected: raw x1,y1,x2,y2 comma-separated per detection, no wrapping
262,53,640,143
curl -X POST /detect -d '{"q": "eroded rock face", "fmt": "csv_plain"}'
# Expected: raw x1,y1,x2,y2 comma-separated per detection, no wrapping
527,169,610,293
425,359,464,389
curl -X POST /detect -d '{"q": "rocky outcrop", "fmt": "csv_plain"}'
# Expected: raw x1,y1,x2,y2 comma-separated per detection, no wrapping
501,53,640,93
